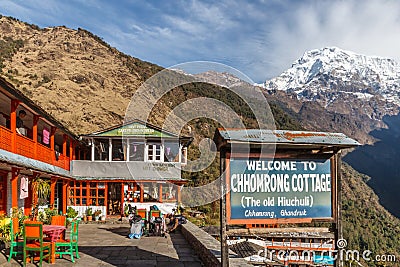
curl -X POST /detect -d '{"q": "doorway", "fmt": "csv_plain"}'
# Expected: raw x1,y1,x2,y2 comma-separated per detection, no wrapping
107,183,122,215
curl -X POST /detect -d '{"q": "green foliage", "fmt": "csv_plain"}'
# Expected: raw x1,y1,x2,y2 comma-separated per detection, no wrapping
341,163,400,265
86,208,93,216
37,208,58,225
31,177,50,204
66,207,78,219
0,37,24,72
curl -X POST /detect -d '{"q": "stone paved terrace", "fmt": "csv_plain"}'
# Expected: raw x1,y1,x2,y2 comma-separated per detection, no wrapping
0,223,204,267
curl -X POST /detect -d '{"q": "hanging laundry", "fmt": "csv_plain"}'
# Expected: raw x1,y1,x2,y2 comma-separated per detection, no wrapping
20,176,29,199
43,127,50,144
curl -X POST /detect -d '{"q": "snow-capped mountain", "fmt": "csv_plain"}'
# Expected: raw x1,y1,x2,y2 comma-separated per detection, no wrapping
264,47,400,111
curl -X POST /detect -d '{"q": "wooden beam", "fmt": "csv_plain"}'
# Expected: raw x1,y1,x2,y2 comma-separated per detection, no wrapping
63,134,67,169
10,100,20,153
33,115,40,159
121,182,125,217
91,138,95,161
177,185,181,203
50,177,57,209
62,180,67,215
50,126,57,164
11,167,19,209
69,137,73,159
24,175,34,216
140,183,144,203
159,183,163,203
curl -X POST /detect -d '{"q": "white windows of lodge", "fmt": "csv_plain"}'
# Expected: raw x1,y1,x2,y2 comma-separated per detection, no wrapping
147,142,162,162
68,181,106,206
89,138,187,164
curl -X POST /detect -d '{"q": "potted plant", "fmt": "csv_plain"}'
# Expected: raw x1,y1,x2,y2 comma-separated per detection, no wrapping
94,210,101,221
66,207,78,222
86,208,93,221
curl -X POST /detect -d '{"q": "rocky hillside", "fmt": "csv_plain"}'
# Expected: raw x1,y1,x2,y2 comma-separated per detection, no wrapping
0,15,161,135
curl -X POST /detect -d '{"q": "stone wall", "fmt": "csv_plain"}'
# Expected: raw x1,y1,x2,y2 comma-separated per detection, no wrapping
180,221,253,267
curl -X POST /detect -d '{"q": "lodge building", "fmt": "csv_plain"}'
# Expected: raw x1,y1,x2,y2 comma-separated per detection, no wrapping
0,77,191,217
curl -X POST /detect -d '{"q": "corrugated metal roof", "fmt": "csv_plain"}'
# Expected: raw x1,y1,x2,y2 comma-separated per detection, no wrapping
0,149,71,177
73,176,186,181
218,129,360,147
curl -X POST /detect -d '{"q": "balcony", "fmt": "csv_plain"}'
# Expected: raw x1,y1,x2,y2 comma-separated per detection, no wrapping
0,125,70,170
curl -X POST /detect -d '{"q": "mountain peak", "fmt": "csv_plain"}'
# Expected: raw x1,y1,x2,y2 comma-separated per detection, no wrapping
265,47,400,112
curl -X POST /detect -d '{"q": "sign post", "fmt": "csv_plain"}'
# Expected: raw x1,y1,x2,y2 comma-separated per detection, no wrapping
220,149,229,267
214,129,359,267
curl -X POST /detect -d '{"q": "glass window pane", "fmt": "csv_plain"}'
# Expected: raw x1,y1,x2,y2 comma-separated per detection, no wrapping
112,139,125,161
94,139,109,161
164,141,179,162
98,189,105,197
129,141,145,161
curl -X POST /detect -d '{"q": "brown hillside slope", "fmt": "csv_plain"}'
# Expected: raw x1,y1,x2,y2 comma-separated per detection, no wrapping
0,15,161,135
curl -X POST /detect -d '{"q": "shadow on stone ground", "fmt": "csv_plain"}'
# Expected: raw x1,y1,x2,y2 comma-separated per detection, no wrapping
0,224,203,267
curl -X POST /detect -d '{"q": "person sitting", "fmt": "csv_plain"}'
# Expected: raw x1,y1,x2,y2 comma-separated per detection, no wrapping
165,214,179,233
16,110,27,135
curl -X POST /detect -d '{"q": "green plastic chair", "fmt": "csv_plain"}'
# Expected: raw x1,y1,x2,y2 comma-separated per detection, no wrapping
55,220,79,262
8,217,23,262
23,221,51,267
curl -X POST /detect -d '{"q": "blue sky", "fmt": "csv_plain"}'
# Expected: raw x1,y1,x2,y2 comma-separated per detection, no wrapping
1,0,400,83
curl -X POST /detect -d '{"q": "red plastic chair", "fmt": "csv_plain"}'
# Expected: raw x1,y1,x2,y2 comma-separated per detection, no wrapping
23,221,51,267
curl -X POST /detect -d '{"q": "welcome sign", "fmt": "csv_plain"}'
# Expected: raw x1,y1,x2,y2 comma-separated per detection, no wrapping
226,157,333,224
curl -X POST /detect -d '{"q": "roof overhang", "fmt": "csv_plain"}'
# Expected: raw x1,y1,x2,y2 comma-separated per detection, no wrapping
214,129,361,152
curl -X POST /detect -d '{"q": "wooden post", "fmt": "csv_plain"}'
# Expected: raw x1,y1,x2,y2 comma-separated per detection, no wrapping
10,100,20,153
336,152,343,267
220,149,229,267
140,183,144,203
63,134,67,169
134,183,137,202
33,115,40,159
108,138,112,161
50,177,57,209
62,180,67,215
177,184,181,203
25,172,39,217
69,137,73,159
24,175,33,216
91,138,95,161
71,140,76,160
159,183,163,203
11,167,19,209
50,126,57,164
121,182,125,216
